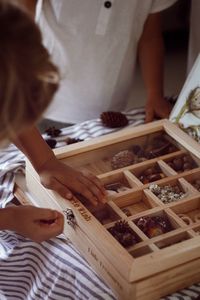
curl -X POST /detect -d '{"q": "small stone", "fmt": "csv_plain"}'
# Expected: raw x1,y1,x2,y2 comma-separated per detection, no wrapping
172,158,183,171
105,182,130,193
143,168,154,176
183,162,192,171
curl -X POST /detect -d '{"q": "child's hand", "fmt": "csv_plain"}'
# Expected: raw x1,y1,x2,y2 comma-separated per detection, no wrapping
37,157,106,206
7,206,64,242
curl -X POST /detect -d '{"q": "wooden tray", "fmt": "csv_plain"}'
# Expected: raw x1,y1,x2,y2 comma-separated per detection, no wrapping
25,119,200,300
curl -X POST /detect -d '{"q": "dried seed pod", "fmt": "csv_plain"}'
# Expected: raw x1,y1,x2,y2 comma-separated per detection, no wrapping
45,126,62,137
100,111,129,128
139,176,149,184
143,168,154,176
65,137,84,145
111,150,135,170
147,142,171,158
147,173,163,182
139,165,164,184
45,138,57,149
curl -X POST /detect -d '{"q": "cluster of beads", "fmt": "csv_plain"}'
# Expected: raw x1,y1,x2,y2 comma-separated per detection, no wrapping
149,184,186,204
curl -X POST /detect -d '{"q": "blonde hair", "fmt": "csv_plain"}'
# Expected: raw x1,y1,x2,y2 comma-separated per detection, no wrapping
0,1,59,142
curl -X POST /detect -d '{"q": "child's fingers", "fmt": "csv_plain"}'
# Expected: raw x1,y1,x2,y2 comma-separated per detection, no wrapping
33,208,58,221
35,222,64,241
46,177,73,199
78,175,106,204
39,214,64,228
49,176,100,206
83,171,106,196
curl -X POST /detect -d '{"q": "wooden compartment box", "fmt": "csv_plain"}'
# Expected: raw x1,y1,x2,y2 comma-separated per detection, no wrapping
25,120,200,300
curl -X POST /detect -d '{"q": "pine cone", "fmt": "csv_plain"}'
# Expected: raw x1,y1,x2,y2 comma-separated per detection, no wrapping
108,221,137,247
45,126,62,137
100,111,128,128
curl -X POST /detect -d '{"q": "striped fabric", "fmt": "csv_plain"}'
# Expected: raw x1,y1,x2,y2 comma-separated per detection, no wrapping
0,108,200,300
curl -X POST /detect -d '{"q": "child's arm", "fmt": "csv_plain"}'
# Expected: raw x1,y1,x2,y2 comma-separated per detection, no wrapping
13,126,106,206
0,206,64,242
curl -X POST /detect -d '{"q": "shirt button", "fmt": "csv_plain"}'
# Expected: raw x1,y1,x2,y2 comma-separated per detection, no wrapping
104,1,112,8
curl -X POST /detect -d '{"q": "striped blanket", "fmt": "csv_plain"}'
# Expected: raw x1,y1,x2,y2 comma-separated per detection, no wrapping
0,108,200,300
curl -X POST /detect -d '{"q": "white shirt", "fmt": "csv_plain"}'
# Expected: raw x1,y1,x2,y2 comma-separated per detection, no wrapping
187,0,200,73
37,0,177,123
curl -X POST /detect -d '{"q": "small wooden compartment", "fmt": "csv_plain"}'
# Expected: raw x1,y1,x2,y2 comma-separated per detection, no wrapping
25,120,200,300
147,177,194,205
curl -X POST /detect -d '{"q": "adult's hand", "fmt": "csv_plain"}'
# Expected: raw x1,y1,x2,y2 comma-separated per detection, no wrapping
145,96,172,123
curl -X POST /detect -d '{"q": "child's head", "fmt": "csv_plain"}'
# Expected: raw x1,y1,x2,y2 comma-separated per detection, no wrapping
0,1,59,143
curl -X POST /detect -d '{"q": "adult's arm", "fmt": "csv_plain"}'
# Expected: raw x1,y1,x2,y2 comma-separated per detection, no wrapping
17,0,37,15
138,12,172,122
